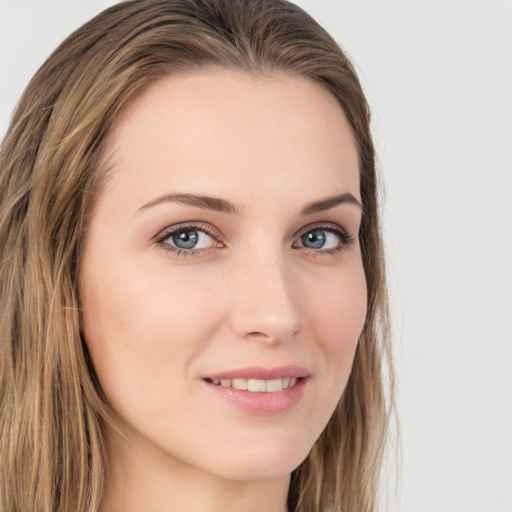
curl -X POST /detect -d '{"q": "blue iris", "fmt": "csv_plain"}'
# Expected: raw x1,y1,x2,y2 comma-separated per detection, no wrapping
172,230,199,249
301,230,326,249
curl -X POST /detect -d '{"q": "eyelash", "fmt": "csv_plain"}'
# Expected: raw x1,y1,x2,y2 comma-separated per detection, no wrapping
155,222,221,257
155,222,357,258
294,223,357,255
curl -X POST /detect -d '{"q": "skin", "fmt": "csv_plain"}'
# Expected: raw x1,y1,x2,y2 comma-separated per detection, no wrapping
79,68,367,512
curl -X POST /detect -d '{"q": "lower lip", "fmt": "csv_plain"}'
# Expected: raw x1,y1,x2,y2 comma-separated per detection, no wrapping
203,378,307,415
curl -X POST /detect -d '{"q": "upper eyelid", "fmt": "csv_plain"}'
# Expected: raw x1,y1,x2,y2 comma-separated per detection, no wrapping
155,222,221,242
156,220,347,237
292,221,351,238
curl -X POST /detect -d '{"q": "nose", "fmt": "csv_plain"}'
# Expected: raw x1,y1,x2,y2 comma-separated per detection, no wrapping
228,249,301,344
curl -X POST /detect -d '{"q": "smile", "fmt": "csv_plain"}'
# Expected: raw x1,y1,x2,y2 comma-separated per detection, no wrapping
203,366,309,414
207,377,298,392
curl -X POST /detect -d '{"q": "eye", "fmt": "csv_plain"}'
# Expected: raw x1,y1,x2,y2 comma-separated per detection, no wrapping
170,229,211,249
294,225,356,253
299,230,338,250
156,223,222,255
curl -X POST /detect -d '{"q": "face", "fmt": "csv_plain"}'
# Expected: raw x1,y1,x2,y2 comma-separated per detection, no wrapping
80,69,366,483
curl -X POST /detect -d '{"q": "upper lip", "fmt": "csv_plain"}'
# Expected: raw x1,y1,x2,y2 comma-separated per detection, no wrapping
204,365,310,381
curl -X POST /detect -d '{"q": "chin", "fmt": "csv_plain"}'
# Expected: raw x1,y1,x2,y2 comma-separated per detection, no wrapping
198,434,313,482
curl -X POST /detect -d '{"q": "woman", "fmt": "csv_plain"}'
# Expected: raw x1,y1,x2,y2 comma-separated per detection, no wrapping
0,1,393,511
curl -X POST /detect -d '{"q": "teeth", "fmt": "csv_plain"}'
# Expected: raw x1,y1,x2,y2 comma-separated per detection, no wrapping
266,379,283,392
232,378,248,390
210,377,300,392
247,379,266,392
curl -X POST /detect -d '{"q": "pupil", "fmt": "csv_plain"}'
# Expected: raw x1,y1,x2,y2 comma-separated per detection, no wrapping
302,230,326,249
173,231,199,249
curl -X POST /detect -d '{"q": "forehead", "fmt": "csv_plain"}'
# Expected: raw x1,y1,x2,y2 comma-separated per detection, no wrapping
103,68,360,209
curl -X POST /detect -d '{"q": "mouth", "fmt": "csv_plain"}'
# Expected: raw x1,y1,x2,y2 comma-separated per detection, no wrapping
202,366,309,414
204,376,303,392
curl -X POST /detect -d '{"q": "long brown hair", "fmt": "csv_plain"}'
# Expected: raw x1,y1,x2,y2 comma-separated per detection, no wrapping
0,1,393,510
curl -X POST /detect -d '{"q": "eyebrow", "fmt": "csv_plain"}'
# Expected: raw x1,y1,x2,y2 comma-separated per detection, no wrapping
138,193,243,215
300,193,362,215
137,192,361,216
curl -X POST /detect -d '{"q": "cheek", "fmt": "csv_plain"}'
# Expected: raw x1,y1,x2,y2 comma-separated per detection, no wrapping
303,260,367,405
79,255,225,393
308,262,367,354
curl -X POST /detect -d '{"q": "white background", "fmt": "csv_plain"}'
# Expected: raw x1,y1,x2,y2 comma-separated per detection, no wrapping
1,1,511,511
